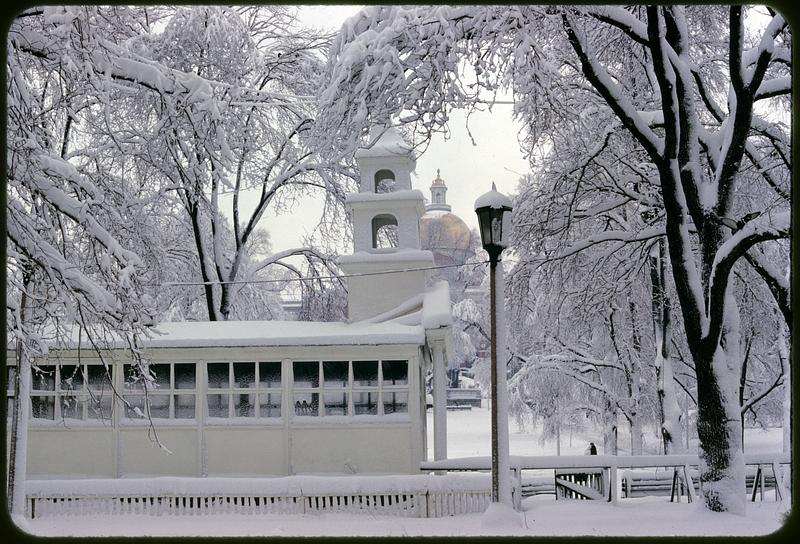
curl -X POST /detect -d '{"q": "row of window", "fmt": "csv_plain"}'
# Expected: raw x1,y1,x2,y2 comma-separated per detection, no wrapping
8,360,410,423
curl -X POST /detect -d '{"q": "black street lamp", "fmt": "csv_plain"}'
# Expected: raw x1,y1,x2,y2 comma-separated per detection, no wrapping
474,182,513,505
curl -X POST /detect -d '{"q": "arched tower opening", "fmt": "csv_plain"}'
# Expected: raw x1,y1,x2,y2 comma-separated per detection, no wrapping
374,169,396,193
371,213,399,249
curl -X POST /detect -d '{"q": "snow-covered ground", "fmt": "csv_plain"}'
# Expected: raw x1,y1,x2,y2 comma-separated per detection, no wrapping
18,407,789,537
20,499,789,537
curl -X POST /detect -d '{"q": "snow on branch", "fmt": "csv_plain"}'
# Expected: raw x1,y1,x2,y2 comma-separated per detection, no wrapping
741,12,786,93
706,211,790,342
549,226,665,261
754,76,791,101
7,204,120,317
562,13,664,162
28,155,141,271
743,250,791,328
251,247,339,279
581,6,648,44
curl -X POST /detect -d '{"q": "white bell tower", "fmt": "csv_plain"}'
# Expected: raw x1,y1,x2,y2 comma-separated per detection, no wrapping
338,126,436,322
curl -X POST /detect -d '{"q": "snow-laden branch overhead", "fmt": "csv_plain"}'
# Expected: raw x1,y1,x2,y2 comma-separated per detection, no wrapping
705,211,790,344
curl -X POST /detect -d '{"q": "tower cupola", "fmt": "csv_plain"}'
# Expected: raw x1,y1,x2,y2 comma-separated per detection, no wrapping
427,169,451,212
338,126,435,322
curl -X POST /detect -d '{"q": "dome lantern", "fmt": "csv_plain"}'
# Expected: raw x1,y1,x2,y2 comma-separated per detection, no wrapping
427,168,451,212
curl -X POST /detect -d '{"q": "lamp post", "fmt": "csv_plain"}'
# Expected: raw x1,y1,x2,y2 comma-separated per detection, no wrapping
474,183,513,505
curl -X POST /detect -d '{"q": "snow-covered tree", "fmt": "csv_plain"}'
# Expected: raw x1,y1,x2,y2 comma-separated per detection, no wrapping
510,368,587,455
319,5,790,514
6,5,166,516
94,5,355,320
6,5,355,515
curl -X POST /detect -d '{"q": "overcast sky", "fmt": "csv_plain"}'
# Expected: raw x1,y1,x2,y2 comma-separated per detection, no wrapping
258,5,529,254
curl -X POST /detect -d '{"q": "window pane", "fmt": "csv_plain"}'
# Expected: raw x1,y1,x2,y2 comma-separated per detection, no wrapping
60,365,84,391
207,393,229,417
233,363,255,389
32,365,56,391
259,362,281,388
88,394,112,421
353,391,378,415
323,361,348,388
150,364,170,388
293,392,319,416
353,361,378,387
87,366,112,391
293,362,319,388
174,364,196,389
7,397,14,421
207,363,229,389
31,396,55,419
61,395,85,420
233,391,255,417
123,364,140,390
123,395,145,419
383,392,408,414
382,361,408,385
7,367,17,391
174,394,195,419
259,392,281,418
149,394,170,418
324,391,348,416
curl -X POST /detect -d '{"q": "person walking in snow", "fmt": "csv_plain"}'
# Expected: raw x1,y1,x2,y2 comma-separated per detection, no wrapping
585,442,597,455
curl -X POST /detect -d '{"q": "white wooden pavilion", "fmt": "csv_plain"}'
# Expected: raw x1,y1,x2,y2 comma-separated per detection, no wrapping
7,127,454,479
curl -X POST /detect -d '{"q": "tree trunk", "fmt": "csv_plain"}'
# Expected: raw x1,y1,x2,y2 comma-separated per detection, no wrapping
779,322,791,494
627,300,643,456
8,277,33,518
656,352,685,454
556,420,561,456
693,312,746,515
187,203,220,321
629,415,643,456
602,397,618,455
650,241,684,454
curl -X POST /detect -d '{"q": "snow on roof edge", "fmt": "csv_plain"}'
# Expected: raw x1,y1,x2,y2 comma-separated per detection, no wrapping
11,320,427,352
422,280,452,330
346,189,425,203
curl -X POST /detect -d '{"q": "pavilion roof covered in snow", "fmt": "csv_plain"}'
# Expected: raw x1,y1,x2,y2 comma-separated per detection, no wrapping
14,281,453,352
143,320,427,348
10,319,428,351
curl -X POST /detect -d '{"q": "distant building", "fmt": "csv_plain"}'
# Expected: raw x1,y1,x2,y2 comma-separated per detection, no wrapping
419,169,474,269
419,170,486,396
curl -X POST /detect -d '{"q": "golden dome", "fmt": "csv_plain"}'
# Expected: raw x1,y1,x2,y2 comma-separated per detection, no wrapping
420,211,471,253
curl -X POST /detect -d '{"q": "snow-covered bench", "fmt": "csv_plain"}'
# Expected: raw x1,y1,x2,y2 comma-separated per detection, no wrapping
446,388,482,409
621,466,782,501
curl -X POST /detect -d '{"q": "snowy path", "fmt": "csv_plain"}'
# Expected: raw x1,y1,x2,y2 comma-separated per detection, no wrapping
21,498,788,537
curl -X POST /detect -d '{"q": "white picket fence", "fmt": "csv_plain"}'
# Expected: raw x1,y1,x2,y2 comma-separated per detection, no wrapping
25,473,500,519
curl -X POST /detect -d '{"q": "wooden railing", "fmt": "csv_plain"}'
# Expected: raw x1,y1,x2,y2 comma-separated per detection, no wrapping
24,453,789,519
420,452,791,504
